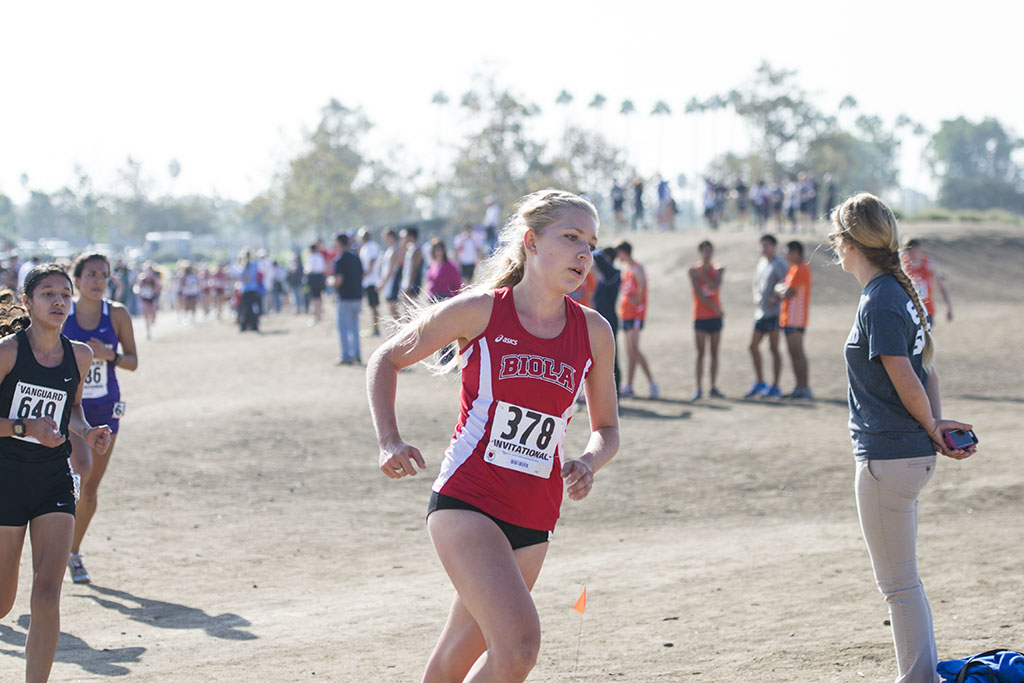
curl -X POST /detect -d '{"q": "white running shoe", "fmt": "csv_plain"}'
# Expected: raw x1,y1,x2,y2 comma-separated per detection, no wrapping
68,554,91,584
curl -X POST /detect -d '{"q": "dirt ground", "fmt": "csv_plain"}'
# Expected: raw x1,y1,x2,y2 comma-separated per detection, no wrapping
2,221,1022,682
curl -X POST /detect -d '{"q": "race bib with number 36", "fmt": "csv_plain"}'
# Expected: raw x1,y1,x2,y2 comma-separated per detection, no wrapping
485,401,567,478
83,359,108,399
8,381,68,444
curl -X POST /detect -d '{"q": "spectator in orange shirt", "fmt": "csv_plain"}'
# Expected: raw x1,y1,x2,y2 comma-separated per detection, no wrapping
568,268,596,309
689,240,725,400
902,238,953,325
775,240,812,399
615,241,658,399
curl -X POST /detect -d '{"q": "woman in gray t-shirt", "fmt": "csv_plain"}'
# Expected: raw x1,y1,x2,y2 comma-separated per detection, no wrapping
829,193,976,683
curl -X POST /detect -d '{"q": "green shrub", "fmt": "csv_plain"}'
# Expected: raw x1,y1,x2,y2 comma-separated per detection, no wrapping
906,208,953,222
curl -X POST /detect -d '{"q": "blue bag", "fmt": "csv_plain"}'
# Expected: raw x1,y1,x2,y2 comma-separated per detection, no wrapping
937,649,1024,683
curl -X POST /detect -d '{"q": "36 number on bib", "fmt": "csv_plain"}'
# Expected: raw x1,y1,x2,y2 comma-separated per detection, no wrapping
83,355,109,400
485,401,566,478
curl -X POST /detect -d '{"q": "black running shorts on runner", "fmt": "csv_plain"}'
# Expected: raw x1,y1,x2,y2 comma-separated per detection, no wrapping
427,492,551,550
0,456,76,526
694,317,724,333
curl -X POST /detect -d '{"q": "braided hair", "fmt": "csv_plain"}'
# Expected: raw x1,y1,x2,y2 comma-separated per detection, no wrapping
830,193,934,367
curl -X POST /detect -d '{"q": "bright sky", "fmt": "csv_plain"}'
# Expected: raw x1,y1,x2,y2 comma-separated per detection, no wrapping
3,0,1023,207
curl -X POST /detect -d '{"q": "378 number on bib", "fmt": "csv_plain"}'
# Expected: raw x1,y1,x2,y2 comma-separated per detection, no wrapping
498,406,557,451
485,401,566,478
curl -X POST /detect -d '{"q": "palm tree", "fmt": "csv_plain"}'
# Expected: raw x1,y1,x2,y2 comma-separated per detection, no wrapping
430,91,450,180
619,99,636,153
650,101,672,168
168,159,181,197
460,90,481,113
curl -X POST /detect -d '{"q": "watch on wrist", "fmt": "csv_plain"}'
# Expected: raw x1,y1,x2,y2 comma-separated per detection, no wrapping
12,419,25,437
110,352,121,366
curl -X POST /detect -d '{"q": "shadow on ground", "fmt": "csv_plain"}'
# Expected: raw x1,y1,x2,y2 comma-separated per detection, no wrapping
0,615,145,677
76,584,257,641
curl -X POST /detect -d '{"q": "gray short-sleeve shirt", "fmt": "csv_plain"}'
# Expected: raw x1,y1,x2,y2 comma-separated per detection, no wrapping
844,273,933,460
753,255,788,320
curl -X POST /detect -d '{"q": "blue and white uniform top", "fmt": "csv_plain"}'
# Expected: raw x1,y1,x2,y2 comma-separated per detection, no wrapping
63,300,121,404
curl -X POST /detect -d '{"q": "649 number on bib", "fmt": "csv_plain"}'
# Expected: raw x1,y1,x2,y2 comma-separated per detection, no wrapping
8,381,68,444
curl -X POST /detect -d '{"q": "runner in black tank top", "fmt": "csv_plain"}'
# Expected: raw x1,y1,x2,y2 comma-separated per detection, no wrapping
0,265,111,683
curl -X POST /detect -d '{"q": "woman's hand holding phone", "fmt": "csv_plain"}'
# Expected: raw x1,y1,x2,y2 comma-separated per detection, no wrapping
928,420,977,460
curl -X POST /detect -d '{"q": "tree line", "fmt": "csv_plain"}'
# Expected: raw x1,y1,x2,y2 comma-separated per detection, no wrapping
2,62,1021,253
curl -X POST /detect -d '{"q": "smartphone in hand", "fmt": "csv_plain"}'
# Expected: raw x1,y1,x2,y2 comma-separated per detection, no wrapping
944,429,978,451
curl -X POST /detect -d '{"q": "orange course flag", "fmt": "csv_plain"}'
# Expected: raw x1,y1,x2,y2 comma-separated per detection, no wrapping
573,587,587,614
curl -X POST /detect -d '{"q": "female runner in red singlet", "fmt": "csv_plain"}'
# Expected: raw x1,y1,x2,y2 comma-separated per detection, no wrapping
367,190,619,682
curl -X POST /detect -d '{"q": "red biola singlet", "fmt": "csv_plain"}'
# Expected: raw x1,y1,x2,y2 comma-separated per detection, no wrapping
432,287,593,531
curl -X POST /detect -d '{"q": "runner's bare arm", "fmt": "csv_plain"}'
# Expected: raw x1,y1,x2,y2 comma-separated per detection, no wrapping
69,341,112,453
367,292,493,479
632,265,647,303
564,310,620,501
70,342,94,409
109,304,139,371
880,356,973,460
931,262,954,320
0,340,21,437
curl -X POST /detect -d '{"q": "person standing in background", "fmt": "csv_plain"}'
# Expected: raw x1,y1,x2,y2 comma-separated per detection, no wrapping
615,241,658,399
611,180,626,231
358,228,382,337
453,224,481,284
776,240,813,399
631,178,645,231
482,197,501,255
591,246,622,392
238,251,264,333
333,233,363,365
377,228,403,322
425,238,462,302
306,243,327,325
902,238,953,325
745,235,788,398
689,240,725,400
399,227,424,313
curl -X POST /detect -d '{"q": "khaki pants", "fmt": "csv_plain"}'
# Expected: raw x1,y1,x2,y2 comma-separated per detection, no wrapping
855,456,939,683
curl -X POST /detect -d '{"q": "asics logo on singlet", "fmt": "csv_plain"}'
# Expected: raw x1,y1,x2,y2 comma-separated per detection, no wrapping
499,354,577,393
494,335,518,346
